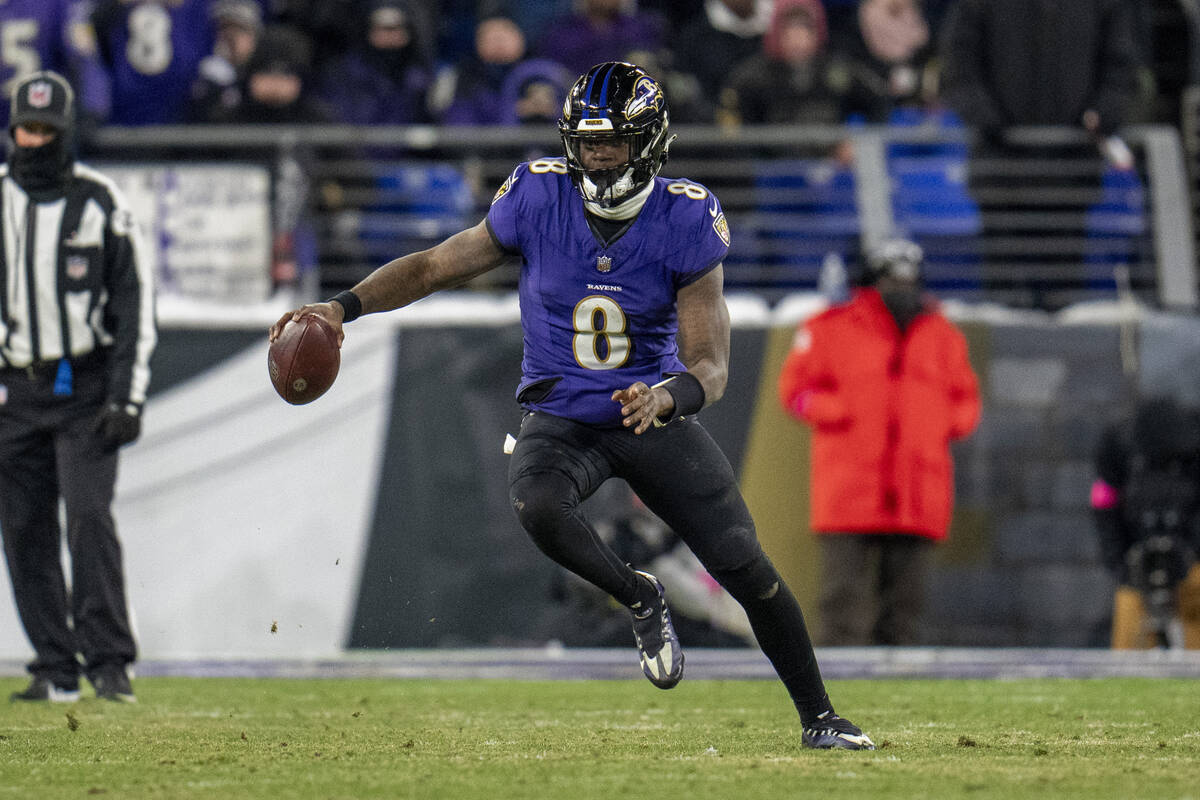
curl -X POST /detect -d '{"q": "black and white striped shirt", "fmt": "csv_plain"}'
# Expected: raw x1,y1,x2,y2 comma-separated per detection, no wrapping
0,162,156,405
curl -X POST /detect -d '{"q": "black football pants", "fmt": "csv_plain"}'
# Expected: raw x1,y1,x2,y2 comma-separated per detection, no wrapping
508,411,833,722
0,358,136,686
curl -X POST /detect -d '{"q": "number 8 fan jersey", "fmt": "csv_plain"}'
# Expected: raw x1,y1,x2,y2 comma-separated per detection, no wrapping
486,158,731,428
91,0,214,125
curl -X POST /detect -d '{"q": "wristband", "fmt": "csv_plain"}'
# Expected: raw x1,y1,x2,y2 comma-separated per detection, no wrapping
328,290,362,323
657,371,705,421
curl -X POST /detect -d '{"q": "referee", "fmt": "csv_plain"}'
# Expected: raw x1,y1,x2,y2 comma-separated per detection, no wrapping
0,71,155,703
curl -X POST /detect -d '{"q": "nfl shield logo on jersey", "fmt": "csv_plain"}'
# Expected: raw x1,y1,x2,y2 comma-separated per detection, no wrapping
596,255,613,273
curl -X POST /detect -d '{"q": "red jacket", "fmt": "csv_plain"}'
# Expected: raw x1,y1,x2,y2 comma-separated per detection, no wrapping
778,289,981,540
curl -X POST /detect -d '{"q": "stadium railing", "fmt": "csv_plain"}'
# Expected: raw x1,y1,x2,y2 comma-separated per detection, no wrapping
88,122,1198,311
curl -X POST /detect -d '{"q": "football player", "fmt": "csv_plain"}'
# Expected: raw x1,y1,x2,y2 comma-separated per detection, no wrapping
271,61,873,750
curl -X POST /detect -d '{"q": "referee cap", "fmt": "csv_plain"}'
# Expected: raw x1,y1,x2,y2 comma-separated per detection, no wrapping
10,70,75,133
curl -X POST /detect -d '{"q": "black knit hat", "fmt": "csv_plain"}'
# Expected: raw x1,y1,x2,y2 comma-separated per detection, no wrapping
862,238,924,284
246,26,313,78
9,70,74,133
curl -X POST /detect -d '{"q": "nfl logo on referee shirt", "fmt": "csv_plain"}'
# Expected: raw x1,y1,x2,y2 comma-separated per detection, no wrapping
67,255,88,280
596,255,612,273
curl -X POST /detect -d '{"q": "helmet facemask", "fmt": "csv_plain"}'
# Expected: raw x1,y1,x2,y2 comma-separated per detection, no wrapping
561,123,669,207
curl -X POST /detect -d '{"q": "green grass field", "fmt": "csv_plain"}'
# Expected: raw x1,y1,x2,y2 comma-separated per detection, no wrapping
1,676,1198,799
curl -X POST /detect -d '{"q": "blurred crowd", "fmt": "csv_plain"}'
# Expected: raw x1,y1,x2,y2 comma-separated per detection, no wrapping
1,0,1187,136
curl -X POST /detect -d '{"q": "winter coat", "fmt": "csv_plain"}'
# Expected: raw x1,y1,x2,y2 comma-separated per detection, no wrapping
778,288,981,539
939,0,1139,134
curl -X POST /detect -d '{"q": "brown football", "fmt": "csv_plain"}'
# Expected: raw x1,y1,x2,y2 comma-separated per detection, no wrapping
268,314,340,405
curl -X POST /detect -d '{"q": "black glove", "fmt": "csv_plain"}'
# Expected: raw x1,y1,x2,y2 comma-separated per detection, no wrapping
94,402,142,452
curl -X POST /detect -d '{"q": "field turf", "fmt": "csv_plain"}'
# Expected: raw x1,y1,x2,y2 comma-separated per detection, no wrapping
1,676,1197,799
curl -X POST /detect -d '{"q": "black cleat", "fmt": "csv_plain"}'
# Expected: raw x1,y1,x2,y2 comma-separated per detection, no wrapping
629,570,684,689
802,711,875,750
91,666,136,703
10,676,80,703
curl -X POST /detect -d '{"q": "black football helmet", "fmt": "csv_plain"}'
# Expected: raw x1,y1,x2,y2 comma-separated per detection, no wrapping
558,61,673,208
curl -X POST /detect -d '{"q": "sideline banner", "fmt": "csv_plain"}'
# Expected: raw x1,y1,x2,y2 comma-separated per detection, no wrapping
103,163,272,302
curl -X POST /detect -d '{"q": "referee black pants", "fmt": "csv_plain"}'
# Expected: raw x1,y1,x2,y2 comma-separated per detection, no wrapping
0,356,136,686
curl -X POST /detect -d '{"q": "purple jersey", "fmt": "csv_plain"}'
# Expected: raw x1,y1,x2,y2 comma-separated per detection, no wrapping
487,158,732,427
0,0,103,128
92,0,213,125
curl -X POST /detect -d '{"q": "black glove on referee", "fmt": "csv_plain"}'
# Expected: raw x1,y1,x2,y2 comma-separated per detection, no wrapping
94,402,142,452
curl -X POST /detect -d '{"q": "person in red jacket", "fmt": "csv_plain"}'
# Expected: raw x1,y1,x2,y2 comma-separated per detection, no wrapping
778,239,981,645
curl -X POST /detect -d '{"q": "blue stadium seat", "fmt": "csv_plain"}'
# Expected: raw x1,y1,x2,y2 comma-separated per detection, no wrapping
1082,165,1149,289
734,159,860,291
885,110,983,297
355,164,474,251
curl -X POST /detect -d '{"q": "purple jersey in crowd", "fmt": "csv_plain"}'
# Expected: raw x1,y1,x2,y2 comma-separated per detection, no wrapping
0,0,105,128
91,0,213,125
486,157,731,428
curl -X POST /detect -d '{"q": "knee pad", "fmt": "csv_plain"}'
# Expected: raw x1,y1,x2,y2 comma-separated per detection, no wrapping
509,473,577,540
711,551,781,603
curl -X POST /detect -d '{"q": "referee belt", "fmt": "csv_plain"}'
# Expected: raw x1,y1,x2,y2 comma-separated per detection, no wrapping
0,350,106,380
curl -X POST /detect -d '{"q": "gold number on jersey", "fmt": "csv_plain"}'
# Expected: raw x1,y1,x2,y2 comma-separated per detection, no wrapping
572,295,630,370
666,181,708,201
529,159,568,175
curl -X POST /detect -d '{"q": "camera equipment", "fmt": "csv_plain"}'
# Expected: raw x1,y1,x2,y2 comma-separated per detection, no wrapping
1123,466,1200,645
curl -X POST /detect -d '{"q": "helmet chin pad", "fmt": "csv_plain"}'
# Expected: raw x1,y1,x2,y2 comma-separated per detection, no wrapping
580,166,637,206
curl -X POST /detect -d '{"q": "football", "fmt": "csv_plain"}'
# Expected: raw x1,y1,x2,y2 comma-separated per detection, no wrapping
268,314,340,405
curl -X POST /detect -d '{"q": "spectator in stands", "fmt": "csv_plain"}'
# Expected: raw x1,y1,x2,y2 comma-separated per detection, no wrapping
185,0,263,123
833,0,938,123
0,0,108,134
500,59,573,126
433,14,537,126
316,0,436,125
509,0,574,48
90,0,215,125
777,239,981,645
1130,0,1195,125
619,46,709,124
216,25,332,125
268,0,369,72
1092,396,1200,649
919,0,956,39
717,0,847,127
939,0,1141,311
535,0,666,76
939,0,1140,166
674,0,773,119
426,0,486,67
216,25,332,293
640,0,696,31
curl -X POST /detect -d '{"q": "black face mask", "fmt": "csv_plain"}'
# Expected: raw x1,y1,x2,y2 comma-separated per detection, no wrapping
366,42,415,76
8,134,72,196
879,285,924,330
